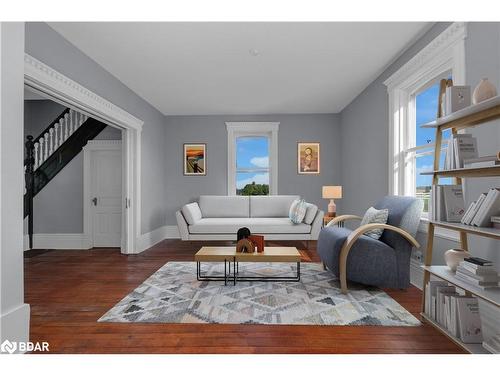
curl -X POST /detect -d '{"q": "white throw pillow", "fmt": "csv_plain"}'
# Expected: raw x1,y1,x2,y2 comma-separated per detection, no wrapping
360,206,389,240
182,202,202,224
289,199,307,224
303,203,318,225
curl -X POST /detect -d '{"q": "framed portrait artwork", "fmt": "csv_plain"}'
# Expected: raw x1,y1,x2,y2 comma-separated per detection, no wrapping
183,143,206,175
297,142,320,174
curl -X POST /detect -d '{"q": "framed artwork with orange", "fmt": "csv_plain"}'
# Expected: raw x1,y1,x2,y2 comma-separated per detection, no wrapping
297,142,320,174
184,143,206,175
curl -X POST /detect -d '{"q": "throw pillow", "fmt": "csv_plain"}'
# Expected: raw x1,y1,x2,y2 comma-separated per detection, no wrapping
360,206,389,240
181,202,202,224
289,199,307,224
303,203,318,225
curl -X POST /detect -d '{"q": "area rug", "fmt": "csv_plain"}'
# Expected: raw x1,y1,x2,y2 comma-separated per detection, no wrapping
98,262,420,326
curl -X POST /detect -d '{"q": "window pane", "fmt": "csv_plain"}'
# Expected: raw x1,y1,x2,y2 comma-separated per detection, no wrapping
236,172,269,195
416,153,453,213
416,82,451,147
236,136,269,169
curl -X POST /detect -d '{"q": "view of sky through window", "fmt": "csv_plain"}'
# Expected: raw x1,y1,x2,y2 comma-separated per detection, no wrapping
236,136,270,195
415,80,452,212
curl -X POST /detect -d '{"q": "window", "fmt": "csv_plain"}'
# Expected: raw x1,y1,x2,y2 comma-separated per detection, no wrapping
236,136,270,195
226,122,279,195
385,22,466,226
407,78,454,217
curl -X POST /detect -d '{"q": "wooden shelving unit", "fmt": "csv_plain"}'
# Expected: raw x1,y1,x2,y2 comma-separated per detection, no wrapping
420,95,500,354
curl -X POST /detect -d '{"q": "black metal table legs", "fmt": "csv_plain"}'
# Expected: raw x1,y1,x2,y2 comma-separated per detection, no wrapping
196,259,300,285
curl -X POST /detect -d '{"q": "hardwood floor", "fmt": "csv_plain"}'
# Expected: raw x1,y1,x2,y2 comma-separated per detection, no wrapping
24,240,465,354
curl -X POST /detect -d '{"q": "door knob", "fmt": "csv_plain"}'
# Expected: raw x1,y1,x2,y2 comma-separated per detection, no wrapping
92,197,97,206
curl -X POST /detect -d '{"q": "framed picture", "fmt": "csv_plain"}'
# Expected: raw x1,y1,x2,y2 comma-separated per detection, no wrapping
297,142,320,174
183,143,206,175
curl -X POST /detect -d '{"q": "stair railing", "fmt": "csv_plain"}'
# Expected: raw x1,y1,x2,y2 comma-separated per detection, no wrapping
24,107,89,249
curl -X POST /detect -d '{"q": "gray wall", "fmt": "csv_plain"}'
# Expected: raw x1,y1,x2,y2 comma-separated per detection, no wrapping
25,22,167,234
164,114,341,224
24,99,122,233
339,22,500,266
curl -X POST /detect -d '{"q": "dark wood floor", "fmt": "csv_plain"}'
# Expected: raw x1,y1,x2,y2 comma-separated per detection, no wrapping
24,240,464,354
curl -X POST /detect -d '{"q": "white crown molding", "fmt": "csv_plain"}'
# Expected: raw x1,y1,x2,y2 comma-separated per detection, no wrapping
24,54,144,132
384,22,467,89
83,139,122,151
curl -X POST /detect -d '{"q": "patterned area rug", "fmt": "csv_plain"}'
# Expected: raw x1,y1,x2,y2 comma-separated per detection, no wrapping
99,262,420,326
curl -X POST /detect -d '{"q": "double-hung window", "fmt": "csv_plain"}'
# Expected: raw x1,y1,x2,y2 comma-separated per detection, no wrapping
385,22,466,224
406,76,453,217
226,122,279,195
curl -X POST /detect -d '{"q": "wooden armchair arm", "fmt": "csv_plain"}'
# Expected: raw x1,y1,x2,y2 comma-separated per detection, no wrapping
339,223,420,294
324,214,363,228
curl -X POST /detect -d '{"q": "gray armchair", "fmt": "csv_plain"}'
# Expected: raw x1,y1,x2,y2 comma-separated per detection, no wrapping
317,196,423,294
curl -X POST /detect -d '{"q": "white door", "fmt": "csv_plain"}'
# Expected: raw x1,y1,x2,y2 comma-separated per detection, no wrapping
90,149,122,247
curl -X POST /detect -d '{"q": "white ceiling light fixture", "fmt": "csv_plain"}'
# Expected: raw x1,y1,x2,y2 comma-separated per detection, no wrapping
249,48,260,57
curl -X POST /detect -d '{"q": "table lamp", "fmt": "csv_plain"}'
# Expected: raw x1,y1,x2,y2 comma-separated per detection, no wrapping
322,186,342,217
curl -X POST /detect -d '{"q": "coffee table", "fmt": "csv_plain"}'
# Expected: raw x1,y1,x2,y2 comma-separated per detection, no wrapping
194,246,301,285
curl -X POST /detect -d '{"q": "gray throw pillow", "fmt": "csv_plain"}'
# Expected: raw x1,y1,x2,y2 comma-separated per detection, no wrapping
360,206,389,240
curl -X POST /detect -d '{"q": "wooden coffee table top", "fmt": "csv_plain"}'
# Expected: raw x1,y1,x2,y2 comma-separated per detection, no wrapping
195,246,301,263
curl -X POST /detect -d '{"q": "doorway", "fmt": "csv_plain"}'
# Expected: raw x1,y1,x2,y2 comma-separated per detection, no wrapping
25,53,143,254
85,141,122,248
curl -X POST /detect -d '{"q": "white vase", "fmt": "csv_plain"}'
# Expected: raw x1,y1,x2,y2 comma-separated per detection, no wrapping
444,248,469,272
472,78,497,104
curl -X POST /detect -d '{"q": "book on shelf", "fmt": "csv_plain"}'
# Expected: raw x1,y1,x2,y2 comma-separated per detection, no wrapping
461,200,477,224
455,268,499,287
454,136,478,169
464,152,500,168
442,185,465,222
472,188,500,227
425,280,448,320
430,185,465,222
491,215,500,223
463,192,487,225
465,257,494,266
444,134,477,170
424,281,484,342
459,260,496,275
456,297,483,344
436,286,458,326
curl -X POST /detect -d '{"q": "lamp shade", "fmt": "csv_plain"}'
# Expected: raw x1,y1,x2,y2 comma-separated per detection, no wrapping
322,186,342,199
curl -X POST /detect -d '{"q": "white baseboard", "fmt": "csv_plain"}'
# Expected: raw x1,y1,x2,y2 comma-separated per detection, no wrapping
0,303,30,352
24,233,91,250
165,225,180,239
137,225,179,253
410,258,424,289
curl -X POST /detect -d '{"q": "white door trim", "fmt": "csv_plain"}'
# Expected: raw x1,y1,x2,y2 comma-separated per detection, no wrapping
24,54,143,254
83,140,122,249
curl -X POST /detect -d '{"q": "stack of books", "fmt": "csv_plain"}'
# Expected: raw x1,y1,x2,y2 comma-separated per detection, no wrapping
424,281,483,343
443,134,477,170
461,188,500,227
491,216,500,229
430,185,465,222
455,257,499,290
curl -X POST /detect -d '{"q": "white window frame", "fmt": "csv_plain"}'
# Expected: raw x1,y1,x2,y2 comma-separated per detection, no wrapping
384,22,467,240
226,122,279,195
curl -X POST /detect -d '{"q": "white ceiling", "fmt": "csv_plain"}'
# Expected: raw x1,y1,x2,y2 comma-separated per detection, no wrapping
48,22,432,115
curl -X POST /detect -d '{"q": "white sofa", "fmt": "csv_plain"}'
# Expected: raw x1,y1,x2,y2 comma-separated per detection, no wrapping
176,195,324,241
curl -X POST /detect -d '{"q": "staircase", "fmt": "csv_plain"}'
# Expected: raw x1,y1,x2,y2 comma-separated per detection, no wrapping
24,108,108,249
